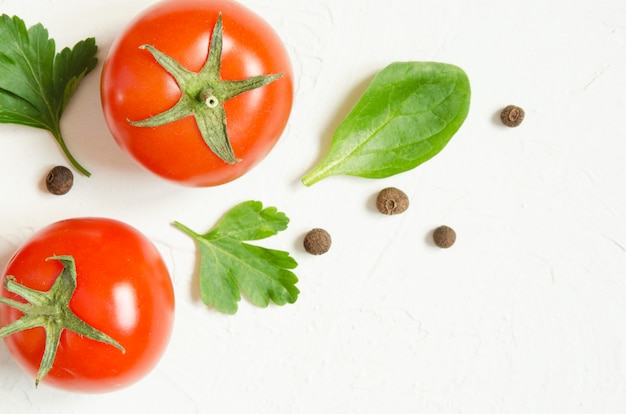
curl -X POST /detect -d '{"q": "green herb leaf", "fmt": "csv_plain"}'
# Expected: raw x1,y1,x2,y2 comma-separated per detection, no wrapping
302,61,471,185
174,201,299,314
0,15,97,176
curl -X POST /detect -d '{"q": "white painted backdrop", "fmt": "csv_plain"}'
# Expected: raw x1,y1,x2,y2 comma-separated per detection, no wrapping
0,0,625,412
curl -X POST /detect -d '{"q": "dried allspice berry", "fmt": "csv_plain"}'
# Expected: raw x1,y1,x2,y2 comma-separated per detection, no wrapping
500,105,525,127
433,225,456,248
303,228,331,255
46,166,73,195
376,187,409,215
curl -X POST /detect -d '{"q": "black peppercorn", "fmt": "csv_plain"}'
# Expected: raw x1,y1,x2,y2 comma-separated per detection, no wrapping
303,228,331,255
376,187,409,215
433,225,456,248
500,105,525,127
46,166,73,195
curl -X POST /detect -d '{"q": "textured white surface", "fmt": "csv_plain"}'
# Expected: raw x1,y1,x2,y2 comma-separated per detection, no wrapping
1,0,626,412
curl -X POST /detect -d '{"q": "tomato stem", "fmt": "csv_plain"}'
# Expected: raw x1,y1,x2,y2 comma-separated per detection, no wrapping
200,90,220,108
0,255,124,387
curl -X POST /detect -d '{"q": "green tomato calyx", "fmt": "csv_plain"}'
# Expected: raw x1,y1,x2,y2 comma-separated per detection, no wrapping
127,13,284,164
0,255,125,387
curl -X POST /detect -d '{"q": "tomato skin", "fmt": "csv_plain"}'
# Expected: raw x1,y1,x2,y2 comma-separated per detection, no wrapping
0,218,175,393
101,0,294,187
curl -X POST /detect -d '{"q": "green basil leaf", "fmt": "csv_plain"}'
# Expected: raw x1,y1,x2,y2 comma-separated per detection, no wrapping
302,61,471,185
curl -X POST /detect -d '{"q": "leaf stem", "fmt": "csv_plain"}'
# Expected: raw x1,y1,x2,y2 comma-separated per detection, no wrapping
52,130,91,177
172,221,199,238
301,165,328,186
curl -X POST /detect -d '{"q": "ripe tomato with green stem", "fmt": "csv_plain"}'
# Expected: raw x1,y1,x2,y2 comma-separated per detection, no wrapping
101,0,294,187
0,218,175,393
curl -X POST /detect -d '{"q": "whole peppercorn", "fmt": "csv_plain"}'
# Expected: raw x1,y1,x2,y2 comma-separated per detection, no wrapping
46,166,73,195
500,105,525,127
376,187,409,215
303,228,331,255
433,225,456,248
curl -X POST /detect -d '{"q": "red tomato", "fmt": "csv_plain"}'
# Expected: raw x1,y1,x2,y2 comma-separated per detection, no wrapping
101,0,294,187
0,218,175,393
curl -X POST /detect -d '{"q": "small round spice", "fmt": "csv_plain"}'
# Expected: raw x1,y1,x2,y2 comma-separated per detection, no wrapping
500,105,525,127
46,166,73,195
303,228,331,255
433,225,456,248
376,187,409,215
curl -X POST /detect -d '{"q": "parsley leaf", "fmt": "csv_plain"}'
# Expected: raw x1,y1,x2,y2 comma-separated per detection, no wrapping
174,201,299,314
0,15,97,176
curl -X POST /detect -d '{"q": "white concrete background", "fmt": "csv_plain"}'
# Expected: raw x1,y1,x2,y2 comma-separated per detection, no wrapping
0,0,625,412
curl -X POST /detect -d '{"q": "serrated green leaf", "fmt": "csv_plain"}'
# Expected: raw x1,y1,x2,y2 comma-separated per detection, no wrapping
0,14,97,176
0,88,44,128
0,16,55,115
302,61,471,185
54,38,98,115
204,200,289,241
174,201,299,315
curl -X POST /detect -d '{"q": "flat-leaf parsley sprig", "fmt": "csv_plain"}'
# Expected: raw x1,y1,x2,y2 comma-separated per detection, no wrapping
174,200,299,315
0,15,98,176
